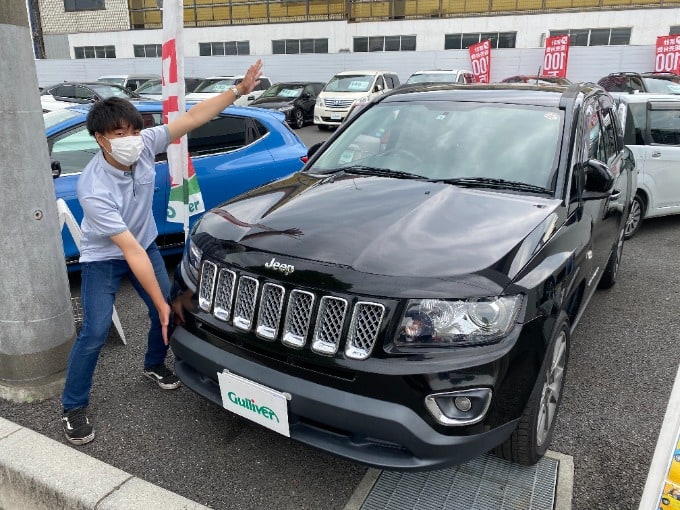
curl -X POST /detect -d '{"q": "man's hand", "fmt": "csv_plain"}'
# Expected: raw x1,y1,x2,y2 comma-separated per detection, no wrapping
238,59,263,96
158,301,172,345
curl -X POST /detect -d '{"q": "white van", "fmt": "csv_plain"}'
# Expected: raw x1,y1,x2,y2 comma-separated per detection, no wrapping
314,70,400,130
611,92,680,238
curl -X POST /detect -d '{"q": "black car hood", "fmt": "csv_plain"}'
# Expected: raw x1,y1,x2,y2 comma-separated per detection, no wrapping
196,173,562,282
250,97,294,109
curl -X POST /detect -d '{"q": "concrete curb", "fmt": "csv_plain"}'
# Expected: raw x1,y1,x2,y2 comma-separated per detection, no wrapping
0,417,210,510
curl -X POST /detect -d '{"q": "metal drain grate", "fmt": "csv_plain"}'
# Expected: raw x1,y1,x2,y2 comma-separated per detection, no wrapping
360,453,558,510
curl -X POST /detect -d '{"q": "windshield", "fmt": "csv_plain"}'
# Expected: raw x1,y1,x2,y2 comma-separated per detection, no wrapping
642,77,680,95
193,78,238,93
406,73,457,84
90,84,134,98
262,84,304,98
324,74,375,93
43,109,81,129
309,101,563,190
136,79,162,94
98,77,124,87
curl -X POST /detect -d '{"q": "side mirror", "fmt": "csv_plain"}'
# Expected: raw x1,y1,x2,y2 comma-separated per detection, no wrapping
582,159,614,198
51,160,62,179
374,84,383,92
307,142,325,159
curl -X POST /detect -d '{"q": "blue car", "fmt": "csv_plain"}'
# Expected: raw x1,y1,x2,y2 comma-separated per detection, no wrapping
44,101,307,268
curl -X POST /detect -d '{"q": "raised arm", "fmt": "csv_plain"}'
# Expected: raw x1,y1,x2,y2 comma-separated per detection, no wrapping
166,59,263,143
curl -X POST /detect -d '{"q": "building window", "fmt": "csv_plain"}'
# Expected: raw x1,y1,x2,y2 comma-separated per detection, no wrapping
353,35,416,52
670,26,680,35
74,45,116,59
199,41,250,56
134,44,162,58
272,39,328,54
64,0,105,11
549,28,631,46
445,32,516,50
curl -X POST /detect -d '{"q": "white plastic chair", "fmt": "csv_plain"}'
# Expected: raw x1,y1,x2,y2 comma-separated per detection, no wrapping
56,199,127,345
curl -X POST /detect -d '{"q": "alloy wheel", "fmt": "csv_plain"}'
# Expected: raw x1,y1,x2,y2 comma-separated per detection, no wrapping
536,329,567,447
625,197,642,238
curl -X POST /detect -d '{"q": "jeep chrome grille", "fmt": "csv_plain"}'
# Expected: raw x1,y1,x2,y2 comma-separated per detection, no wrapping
346,302,385,360
312,296,348,355
256,283,285,340
233,276,259,331
198,260,384,360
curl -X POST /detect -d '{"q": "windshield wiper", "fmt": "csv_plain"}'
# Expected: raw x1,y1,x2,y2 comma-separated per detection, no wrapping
434,177,551,194
341,165,426,180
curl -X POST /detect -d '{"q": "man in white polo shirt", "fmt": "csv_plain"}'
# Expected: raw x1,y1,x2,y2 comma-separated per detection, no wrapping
61,60,263,446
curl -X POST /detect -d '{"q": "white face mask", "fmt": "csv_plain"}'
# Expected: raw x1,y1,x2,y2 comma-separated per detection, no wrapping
104,135,145,167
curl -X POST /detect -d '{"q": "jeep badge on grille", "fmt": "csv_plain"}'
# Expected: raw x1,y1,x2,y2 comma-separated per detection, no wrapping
265,257,295,275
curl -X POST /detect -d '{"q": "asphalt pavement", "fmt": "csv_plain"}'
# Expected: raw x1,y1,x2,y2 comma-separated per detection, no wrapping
1,125,679,509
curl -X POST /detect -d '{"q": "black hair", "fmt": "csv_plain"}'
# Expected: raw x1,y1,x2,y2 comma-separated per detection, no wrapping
86,97,144,136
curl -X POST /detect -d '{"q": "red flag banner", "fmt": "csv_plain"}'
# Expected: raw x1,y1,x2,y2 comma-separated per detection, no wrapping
469,40,491,83
655,35,680,74
542,35,570,78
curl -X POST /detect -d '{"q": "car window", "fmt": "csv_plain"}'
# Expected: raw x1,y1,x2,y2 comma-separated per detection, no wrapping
260,78,272,90
49,125,99,175
586,107,607,163
649,106,680,145
600,109,619,162
622,103,647,145
55,85,76,98
75,86,93,100
642,77,680,95
324,74,375,93
187,115,259,156
194,78,238,93
310,101,562,189
374,76,386,92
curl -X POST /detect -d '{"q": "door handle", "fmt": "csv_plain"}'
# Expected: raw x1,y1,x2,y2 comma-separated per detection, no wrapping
651,151,661,158
154,187,161,192
610,191,620,200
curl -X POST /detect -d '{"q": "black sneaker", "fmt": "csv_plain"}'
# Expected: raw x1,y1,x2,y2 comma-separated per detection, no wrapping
62,407,95,445
144,364,181,390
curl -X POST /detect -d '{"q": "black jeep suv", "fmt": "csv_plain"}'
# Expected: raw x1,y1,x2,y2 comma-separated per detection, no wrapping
170,83,634,470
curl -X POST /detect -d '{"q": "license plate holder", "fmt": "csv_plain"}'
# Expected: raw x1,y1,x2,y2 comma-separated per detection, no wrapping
217,370,291,437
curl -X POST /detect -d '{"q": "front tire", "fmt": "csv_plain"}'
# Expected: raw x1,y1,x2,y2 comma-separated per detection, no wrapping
292,108,305,129
598,227,625,290
624,194,644,240
494,317,569,465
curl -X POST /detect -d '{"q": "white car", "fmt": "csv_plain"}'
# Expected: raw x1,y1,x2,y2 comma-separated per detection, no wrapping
611,92,680,238
405,69,474,85
41,95,78,112
185,76,272,106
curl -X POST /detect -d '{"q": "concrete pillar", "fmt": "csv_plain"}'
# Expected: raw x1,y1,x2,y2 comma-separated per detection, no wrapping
0,1,75,402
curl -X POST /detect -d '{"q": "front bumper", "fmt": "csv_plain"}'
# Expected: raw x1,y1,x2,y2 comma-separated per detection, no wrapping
171,325,521,471
314,106,349,127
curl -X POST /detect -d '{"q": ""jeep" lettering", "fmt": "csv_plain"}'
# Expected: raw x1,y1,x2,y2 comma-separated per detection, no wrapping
264,257,295,275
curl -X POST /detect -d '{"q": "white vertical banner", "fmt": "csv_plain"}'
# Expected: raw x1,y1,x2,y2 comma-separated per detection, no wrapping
162,0,204,237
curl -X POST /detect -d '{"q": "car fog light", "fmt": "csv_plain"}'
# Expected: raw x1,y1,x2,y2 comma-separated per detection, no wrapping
454,396,472,412
424,388,492,426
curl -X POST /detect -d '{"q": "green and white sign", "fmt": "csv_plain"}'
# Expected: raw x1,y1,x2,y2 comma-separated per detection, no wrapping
217,370,290,437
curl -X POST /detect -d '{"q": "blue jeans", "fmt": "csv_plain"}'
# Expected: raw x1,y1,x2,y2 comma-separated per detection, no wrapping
61,243,171,412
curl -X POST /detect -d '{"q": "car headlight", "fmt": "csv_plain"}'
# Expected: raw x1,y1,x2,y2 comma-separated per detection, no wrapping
353,96,370,105
183,237,203,283
316,97,323,107
278,105,294,112
396,296,522,347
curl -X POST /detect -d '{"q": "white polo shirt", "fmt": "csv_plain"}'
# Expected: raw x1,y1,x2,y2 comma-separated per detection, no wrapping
77,124,170,263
